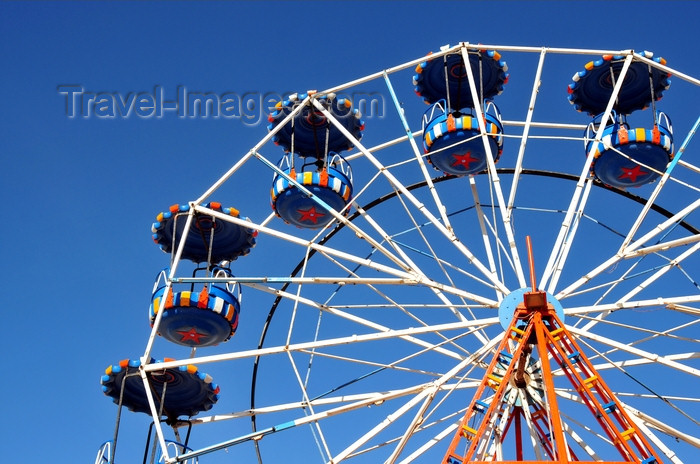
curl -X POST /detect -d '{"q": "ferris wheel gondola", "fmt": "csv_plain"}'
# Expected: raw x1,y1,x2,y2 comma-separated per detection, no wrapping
585,110,674,188
569,51,675,188
149,266,241,347
267,93,363,228
100,358,219,419
151,202,256,264
567,51,671,116
422,99,504,175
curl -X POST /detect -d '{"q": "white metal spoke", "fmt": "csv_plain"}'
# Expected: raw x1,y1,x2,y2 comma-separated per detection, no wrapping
565,295,700,317
624,403,700,450
567,326,700,378
284,350,334,461
189,385,453,426
561,417,602,461
388,217,505,290
627,410,685,464
194,204,415,280
145,317,501,373
546,177,594,294
617,241,700,304
506,47,547,218
469,176,504,300
397,420,459,463
580,314,700,349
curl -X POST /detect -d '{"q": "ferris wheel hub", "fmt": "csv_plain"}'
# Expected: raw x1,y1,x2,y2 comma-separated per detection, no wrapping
498,287,565,330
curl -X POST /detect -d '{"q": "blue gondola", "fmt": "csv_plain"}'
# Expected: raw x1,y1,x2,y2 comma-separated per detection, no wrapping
413,48,508,107
267,92,364,158
585,110,674,188
151,202,256,264
101,358,219,419
268,93,362,229
271,152,353,228
149,267,240,347
422,99,504,175
568,51,671,116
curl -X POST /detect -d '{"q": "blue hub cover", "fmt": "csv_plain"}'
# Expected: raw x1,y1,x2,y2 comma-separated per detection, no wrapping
498,288,565,331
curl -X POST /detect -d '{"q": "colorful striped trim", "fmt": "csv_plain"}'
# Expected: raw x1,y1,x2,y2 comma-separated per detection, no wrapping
271,168,353,203
423,114,504,153
587,126,673,160
150,287,240,326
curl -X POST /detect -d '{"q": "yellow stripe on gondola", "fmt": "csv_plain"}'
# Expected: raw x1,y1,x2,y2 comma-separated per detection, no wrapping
635,128,646,142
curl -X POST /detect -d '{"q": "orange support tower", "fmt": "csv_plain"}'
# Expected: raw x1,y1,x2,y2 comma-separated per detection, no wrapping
442,238,663,463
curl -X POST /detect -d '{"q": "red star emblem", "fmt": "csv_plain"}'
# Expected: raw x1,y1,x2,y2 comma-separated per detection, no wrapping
297,206,326,224
618,165,648,183
176,327,207,344
451,151,479,168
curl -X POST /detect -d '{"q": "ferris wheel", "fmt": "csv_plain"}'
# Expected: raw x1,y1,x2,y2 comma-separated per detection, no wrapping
97,43,700,464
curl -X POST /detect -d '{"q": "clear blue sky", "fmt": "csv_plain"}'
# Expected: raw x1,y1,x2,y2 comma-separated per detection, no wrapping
2,2,699,463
